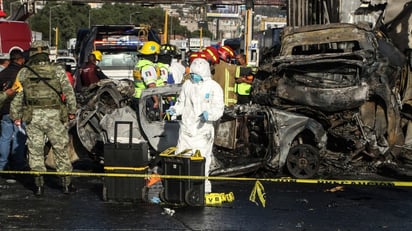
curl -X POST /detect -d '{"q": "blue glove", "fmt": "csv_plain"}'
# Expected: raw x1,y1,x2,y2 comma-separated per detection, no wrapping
201,111,208,121
166,108,176,116
150,196,161,204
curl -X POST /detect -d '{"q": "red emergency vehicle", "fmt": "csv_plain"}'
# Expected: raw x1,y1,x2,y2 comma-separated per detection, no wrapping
0,20,32,55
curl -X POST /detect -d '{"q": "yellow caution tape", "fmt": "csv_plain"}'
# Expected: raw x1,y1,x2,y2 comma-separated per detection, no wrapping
1,170,412,188
1,170,412,186
3,169,412,208
104,166,148,171
249,180,266,207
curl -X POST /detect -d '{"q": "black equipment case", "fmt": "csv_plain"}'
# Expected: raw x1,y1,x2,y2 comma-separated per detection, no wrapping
103,121,149,201
160,149,205,206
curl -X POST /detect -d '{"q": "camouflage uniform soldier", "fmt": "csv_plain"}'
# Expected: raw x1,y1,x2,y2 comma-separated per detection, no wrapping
10,41,77,196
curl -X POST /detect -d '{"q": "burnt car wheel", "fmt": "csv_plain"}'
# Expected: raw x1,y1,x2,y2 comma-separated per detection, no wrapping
286,144,320,179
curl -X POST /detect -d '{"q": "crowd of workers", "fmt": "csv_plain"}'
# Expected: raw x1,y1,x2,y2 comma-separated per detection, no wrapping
0,38,256,196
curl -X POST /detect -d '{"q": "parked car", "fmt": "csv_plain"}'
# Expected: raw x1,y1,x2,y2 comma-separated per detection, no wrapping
98,51,138,81
55,56,77,73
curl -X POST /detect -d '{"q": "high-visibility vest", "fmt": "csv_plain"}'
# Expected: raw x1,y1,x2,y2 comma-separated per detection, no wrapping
235,66,253,96
157,62,171,84
133,59,163,98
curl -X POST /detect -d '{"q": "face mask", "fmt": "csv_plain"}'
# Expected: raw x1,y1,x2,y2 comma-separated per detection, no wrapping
190,73,203,83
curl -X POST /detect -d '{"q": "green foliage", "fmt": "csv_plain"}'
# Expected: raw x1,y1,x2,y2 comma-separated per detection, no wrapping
190,29,214,38
27,3,190,49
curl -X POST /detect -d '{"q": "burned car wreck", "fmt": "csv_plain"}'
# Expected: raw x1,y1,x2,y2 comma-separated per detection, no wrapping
73,80,181,164
252,22,408,177
73,79,328,178
72,22,411,179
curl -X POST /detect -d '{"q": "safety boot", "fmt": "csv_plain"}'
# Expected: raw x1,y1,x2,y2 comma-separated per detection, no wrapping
61,176,77,194
34,175,44,197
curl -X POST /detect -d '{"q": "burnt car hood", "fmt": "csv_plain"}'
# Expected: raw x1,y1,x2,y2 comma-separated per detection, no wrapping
272,23,403,112
275,54,371,112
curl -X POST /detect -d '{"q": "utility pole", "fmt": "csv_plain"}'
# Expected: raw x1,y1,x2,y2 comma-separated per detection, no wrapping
245,0,254,64
49,5,59,46
163,10,168,44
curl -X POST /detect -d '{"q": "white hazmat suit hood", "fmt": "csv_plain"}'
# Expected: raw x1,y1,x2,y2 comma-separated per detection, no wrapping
190,57,212,80
171,58,224,193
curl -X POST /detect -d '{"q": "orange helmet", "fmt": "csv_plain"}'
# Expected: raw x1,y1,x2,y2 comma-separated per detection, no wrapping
189,51,207,64
203,46,219,65
218,45,235,63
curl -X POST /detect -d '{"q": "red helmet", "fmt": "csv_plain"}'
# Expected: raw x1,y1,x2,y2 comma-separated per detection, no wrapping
218,45,235,63
203,46,220,65
189,51,207,64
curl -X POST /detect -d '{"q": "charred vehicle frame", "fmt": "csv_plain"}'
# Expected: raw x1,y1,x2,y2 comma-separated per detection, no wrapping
72,20,411,179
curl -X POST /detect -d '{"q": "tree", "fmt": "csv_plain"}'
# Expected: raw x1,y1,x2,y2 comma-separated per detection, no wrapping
190,29,214,39
27,3,191,50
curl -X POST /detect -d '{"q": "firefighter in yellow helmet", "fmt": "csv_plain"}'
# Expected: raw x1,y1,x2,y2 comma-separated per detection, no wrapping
91,50,102,63
133,41,163,120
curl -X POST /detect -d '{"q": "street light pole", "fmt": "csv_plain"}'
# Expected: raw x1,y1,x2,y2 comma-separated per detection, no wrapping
49,5,59,46
49,8,51,45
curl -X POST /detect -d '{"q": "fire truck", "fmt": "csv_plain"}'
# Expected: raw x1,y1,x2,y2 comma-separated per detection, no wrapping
0,0,34,57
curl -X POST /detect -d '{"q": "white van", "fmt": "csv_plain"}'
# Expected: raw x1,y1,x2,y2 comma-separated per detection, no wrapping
99,51,138,81
56,56,77,72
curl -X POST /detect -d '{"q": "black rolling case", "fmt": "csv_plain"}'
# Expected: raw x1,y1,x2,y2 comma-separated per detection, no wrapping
103,121,149,201
160,149,205,206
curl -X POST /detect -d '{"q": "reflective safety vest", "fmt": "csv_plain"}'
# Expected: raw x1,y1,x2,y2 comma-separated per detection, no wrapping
133,59,163,98
156,62,172,84
235,66,253,96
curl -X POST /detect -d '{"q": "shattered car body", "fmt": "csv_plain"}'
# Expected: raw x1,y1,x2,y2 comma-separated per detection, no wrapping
75,79,137,159
212,104,327,178
73,22,407,179
73,79,327,178
253,22,406,174
73,23,406,178
74,80,181,162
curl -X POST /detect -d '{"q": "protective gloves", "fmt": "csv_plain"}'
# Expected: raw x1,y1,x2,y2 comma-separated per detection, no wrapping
201,111,208,121
150,196,161,204
166,107,176,116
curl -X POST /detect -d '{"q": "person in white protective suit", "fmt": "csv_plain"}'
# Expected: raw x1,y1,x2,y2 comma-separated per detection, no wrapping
167,58,224,193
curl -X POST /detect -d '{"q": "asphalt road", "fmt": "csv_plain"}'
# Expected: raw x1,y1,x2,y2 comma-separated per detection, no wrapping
1,158,412,231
